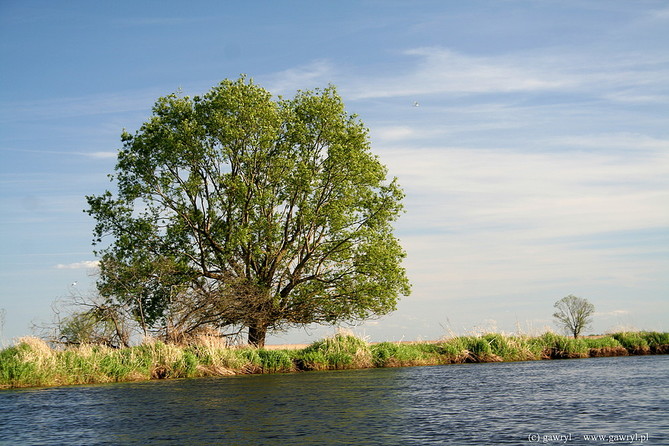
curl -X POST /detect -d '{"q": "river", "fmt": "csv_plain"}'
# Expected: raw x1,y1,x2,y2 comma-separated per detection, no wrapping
1,355,667,445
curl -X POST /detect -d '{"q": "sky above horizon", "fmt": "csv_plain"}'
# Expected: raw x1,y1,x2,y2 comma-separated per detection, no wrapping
1,1,668,345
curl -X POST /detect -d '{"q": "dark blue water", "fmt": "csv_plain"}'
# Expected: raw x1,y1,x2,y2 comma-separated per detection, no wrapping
1,355,667,445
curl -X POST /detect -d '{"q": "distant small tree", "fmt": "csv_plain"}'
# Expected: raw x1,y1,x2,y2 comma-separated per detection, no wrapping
38,291,135,349
58,310,121,347
553,295,595,338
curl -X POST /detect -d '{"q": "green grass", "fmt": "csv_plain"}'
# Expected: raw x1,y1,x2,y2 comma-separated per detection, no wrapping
612,332,650,353
0,344,37,386
258,349,293,373
1,331,667,389
371,342,431,367
297,333,373,370
582,336,622,349
641,331,669,346
482,334,541,361
294,350,329,371
533,332,589,358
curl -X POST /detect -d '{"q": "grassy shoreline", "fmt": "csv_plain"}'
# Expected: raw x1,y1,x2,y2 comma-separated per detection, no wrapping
1,331,668,390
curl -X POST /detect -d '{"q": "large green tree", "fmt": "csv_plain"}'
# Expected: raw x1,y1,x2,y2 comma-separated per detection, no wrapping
86,77,410,347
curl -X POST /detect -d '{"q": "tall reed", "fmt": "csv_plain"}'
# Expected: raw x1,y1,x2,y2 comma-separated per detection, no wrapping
1,331,667,389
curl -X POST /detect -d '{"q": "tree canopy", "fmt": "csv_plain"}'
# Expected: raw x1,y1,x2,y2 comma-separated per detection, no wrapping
553,294,595,339
86,77,410,346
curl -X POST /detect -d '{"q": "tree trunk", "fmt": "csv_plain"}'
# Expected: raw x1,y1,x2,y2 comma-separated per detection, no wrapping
248,323,268,348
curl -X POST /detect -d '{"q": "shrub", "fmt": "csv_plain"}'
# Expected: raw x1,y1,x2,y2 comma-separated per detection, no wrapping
238,349,263,373
534,332,588,358
0,345,36,387
294,350,329,371
482,334,537,361
173,350,199,377
437,339,468,362
612,332,650,354
302,333,372,369
98,351,126,381
258,350,293,373
460,336,493,360
59,350,95,383
372,342,426,367
583,336,621,349
640,331,669,347
372,342,400,367
327,351,354,369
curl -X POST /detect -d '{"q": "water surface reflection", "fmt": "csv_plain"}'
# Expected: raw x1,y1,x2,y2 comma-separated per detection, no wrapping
1,356,667,445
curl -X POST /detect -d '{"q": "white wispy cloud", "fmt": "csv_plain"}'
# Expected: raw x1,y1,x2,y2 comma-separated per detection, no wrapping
546,133,669,151
54,260,100,270
113,17,214,27
597,310,631,317
386,143,669,237
263,60,336,97
342,46,669,102
382,136,669,307
87,151,117,159
346,47,571,99
647,6,669,21
371,126,416,142
4,148,117,159
0,89,161,123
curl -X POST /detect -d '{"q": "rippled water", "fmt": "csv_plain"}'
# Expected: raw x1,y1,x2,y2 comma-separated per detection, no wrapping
1,355,667,445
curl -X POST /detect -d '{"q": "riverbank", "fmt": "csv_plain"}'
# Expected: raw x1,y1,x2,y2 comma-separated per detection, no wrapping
1,331,668,389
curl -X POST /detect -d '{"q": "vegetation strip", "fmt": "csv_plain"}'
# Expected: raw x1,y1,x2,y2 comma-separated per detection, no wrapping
1,332,668,389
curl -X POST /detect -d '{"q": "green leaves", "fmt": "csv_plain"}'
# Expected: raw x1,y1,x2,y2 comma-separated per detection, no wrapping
86,76,410,345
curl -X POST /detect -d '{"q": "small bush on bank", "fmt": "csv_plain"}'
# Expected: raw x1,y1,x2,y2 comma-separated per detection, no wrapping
612,332,650,354
581,336,627,357
258,350,293,373
640,331,669,352
372,342,429,367
0,344,38,387
583,336,621,349
482,334,539,362
523,332,588,359
437,339,469,361
300,333,373,370
293,350,329,371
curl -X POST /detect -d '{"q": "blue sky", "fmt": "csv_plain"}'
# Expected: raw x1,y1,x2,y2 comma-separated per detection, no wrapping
1,1,668,344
